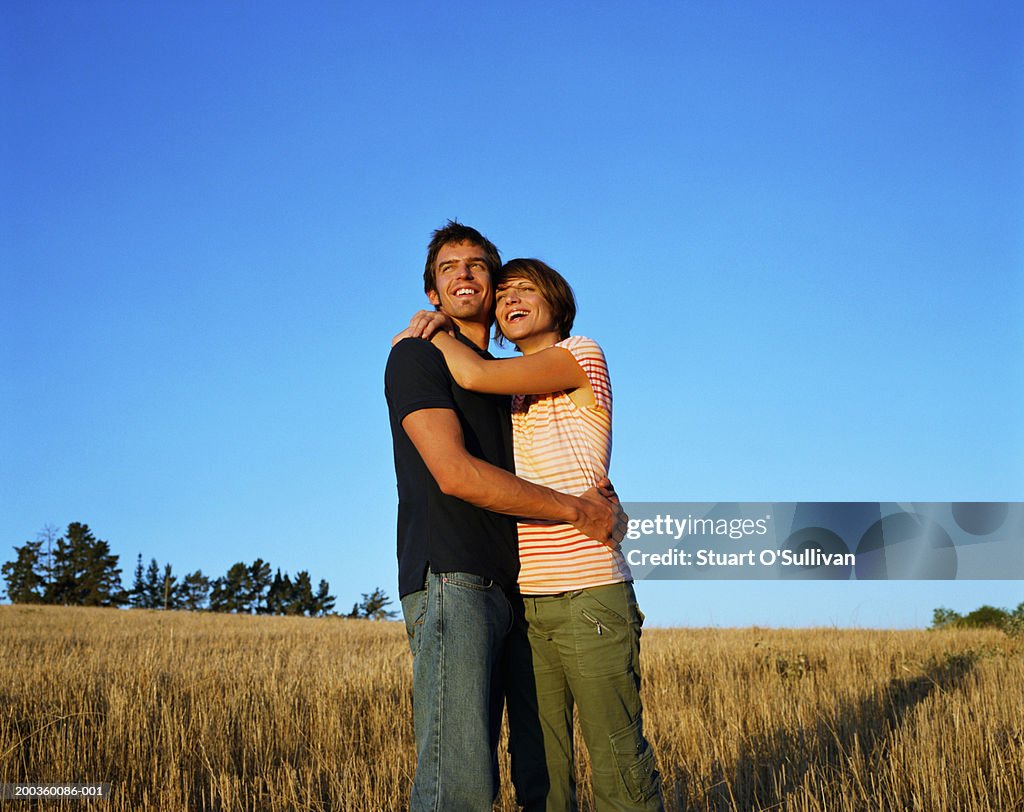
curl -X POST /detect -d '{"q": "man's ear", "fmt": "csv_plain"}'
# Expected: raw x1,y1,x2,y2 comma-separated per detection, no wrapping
427,289,441,308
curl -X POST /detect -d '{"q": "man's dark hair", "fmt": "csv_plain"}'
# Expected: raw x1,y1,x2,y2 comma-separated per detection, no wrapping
423,220,502,295
494,258,578,347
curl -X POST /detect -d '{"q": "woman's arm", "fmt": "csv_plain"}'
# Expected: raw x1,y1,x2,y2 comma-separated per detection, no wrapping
400,309,589,395
430,331,587,395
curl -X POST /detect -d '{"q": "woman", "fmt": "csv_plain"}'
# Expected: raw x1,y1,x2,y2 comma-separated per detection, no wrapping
404,258,662,811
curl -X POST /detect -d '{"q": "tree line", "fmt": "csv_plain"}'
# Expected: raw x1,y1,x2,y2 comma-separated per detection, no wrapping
2,522,395,620
931,602,1024,635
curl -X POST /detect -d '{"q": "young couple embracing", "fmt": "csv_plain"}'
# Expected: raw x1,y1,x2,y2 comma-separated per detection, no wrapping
385,221,662,811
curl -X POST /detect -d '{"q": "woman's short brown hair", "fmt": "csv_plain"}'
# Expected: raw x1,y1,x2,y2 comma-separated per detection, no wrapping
494,258,577,346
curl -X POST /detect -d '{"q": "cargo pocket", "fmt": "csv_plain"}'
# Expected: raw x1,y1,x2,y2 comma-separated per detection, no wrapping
609,716,660,804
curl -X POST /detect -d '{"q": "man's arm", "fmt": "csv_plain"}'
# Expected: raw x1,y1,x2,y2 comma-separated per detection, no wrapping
402,407,625,546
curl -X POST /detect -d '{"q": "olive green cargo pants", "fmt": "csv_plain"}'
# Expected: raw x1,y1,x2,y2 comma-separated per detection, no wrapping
506,581,663,811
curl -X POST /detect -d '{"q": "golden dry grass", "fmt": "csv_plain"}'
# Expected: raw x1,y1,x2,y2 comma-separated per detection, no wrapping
1,605,1021,811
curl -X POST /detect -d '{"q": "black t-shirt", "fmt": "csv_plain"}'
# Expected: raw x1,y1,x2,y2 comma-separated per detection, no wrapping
384,334,518,598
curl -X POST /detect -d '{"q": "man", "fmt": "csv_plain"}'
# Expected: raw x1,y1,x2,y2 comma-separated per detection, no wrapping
385,221,625,810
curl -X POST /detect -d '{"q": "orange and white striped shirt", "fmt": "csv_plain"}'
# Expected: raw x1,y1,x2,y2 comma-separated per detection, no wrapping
513,336,632,594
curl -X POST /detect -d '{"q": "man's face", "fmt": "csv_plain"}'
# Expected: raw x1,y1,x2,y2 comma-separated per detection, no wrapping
427,241,494,324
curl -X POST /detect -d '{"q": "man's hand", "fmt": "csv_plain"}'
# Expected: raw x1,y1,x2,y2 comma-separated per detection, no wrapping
407,310,455,341
574,486,628,549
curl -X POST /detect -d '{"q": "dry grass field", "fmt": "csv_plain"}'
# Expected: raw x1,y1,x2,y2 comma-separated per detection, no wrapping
1,605,1021,811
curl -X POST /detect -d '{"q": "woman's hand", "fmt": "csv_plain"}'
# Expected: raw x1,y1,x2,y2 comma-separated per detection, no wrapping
407,310,455,341
391,327,414,347
392,311,455,347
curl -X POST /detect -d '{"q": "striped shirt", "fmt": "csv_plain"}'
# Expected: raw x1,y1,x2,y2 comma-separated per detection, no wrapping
513,336,632,594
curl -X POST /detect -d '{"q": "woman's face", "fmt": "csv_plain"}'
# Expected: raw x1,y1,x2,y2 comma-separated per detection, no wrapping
495,276,558,344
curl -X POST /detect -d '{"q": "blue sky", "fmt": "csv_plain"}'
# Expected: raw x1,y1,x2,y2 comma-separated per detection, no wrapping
2,1,1022,626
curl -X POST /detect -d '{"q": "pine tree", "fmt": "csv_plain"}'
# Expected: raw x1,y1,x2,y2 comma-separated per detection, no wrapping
144,558,162,609
48,534,78,604
180,570,210,611
358,587,397,621
279,573,296,614
47,523,125,606
291,570,316,616
266,569,287,615
161,563,181,610
314,579,336,616
1,540,46,603
210,563,253,613
229,562,254,613
81,533,126,606
130,554,147,608
208,577,228,612
249,558,272,614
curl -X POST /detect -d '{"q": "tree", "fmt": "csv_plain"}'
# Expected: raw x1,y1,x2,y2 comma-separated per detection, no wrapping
210,562,254,613
36,524,59,596
266,569,289,615
47,523,126,607
208,577,227,612
313,579,336,616
180,570,211,611
129,554,147,608
932,603,1022,632
2,540,46,603
47,535,76,604
290,570,316,616
249,558,272,614
1007,602,1024,637
931,607,961,629
143,558,163,609
349,587,397,620
161,563,182,610
962,605,1009,629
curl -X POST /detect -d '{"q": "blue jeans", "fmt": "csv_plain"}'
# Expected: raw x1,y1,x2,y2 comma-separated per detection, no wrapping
401,569,514,811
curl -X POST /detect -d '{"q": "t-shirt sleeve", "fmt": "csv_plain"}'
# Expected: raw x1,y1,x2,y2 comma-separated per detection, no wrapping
558,336,612,413
385,338,456,422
